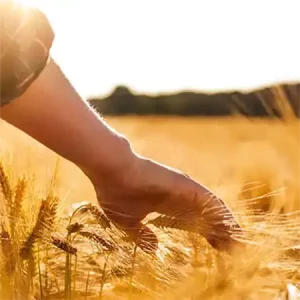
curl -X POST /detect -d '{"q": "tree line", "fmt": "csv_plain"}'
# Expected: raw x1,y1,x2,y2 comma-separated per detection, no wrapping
88,82,299,118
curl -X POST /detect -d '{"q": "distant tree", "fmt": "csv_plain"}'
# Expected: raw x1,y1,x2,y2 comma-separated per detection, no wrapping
88,83,300,117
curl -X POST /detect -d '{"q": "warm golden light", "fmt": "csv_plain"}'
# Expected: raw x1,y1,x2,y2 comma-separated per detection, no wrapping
12,1,300,98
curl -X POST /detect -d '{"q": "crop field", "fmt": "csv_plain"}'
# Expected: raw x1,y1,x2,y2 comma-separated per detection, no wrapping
0,116,299,300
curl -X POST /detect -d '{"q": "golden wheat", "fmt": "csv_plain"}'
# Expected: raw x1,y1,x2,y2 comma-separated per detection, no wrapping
79,230,117,251
0,116,299,300
86,204,111,229
66,222,85,234
20,195,58,259
0,163,13,214
51,236,78,255
13,178,27,219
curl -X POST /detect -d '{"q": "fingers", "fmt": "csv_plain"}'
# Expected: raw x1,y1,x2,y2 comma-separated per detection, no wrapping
204,220,244,252
102,208,158,253
120,222,158,254
207,235,245,253
136,225,159,253
154,176,242,252
121,221,158,254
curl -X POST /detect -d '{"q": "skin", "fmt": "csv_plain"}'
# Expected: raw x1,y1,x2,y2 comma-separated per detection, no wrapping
0,58,242,253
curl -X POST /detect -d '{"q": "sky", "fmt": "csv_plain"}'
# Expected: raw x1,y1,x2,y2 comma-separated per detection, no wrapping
21,0,300,98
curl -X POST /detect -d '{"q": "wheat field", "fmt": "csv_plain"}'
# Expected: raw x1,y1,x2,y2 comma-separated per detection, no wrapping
0,116,299,300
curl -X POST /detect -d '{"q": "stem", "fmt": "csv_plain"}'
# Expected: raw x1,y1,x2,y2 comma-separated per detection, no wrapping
45,244,49,292
64,234,72,300
72,255,78,294
99,252,110,298
68,204,88,227
128,242,138,300
37,243,44,300
46,263,61,295
84,271,91,300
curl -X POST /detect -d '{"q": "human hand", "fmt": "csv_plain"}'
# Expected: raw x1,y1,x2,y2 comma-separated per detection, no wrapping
0,52,241,253
89,155,242,253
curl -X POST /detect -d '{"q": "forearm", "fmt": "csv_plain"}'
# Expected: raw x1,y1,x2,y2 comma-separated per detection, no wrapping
0,58,135,177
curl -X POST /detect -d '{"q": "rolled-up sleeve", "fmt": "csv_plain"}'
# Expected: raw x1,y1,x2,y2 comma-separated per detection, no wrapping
0,1,55,106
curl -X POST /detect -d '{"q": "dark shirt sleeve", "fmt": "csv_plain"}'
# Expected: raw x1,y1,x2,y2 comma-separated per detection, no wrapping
0,1,55,106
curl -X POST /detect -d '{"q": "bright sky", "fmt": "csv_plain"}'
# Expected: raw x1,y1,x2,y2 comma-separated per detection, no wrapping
23,0,300,98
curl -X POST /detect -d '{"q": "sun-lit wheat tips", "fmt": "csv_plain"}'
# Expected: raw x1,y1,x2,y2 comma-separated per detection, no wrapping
0,115,299,300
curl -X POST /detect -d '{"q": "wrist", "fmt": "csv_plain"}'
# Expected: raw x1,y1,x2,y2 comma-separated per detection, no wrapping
80,135,138,187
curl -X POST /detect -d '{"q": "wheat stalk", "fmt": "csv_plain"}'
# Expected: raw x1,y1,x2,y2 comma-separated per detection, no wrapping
0,163,13,213
79,231,116,251
67,222,84,234
86,204,111,230
148,215,195,232
51,236,77,255
20,195,59,259
13,178,27,220
0,230,15,275
11,178,27,234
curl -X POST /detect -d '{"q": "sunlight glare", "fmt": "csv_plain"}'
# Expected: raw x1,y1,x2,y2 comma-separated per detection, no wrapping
13,0,300,98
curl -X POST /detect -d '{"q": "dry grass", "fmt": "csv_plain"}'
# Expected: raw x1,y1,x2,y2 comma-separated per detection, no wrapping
0,116,299,300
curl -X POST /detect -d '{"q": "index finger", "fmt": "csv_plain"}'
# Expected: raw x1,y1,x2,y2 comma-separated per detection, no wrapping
153,180,243,251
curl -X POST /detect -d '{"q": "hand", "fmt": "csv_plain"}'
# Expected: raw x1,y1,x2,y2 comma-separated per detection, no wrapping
89,155,242,253
0,58,242,253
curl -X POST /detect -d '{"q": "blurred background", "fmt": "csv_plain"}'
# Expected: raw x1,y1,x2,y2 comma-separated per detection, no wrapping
2,0,300,209
21,0,300,117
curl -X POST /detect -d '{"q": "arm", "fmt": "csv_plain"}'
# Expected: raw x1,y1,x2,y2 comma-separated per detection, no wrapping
0,1,134,180
2,59,242,252
0,3,242,253
1,58,135,179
